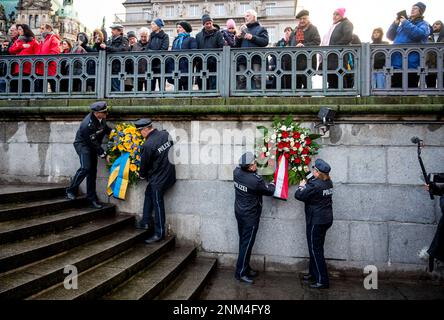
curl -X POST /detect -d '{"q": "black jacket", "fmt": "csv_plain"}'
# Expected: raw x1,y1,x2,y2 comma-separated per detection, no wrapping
328,18,354,45
289,24,321,70
235,22,269,48
295,178,334,225
106,35,130,53
139,129,176,191
233,167,275,225
196,28,224,49
74,112,111,157
147,30,169,51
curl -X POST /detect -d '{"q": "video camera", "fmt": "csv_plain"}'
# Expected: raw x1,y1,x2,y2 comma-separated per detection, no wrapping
411,136,444,199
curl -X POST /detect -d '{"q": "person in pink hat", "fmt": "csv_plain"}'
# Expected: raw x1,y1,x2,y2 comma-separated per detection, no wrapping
320,7,354,89
222,19,237,47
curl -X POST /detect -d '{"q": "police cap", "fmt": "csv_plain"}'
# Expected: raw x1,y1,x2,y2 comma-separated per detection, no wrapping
239,152,255,168
313,159,331,174
134,118,152,130
90,101,108,112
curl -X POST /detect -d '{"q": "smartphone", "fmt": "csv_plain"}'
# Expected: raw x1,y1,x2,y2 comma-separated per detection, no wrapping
397,10,408,19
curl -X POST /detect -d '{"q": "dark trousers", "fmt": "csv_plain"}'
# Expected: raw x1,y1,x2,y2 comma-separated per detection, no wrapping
66,147,98,202
35,79,56,93
306,222,332,286
428,203,444,262
391,73,419,88
142,184,166,238
426,74,437,88
235,216,259,278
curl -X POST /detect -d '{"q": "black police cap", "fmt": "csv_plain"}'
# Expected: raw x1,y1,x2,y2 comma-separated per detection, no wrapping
90,101,108,112
314,159,331,174
239,152,255,168
134,118,153,129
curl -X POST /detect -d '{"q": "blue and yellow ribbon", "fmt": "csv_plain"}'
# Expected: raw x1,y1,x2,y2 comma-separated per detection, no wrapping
107,152,130,200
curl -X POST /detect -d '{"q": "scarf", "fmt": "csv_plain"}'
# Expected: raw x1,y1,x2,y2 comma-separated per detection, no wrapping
173,32,190,50
295,24,307,44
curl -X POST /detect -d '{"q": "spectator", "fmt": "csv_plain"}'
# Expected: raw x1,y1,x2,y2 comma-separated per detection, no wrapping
147,18,169,91
127,31,138,48
387,2,430,88
167,21,197,91
72,32,92,53
235,9,269,90
36,24,60,93
426,20,444,88
222,19,237,47
8,24,39,92
71,33,93,92
290,10,321,89
125,31,138,91
92,28,106,51
320,8,354,89
132,27,150,91
371,27,389,89
59,39,72,92
100,23,130,92
275,26,293,47
195,14,224,90
1,24,18,55
60,38,72,53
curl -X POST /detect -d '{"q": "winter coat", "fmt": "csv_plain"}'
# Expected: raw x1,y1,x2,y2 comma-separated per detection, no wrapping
387,17,430,69
222,29,236,47
36,33,60,76
195,28,224,71
321,18,354,71
235,21,268,65
8,36,40,75
146,30,169,71
106,35,129,74
289,24,321,70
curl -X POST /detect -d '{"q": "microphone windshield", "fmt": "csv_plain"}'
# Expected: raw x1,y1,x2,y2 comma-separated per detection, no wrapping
411,136,421,144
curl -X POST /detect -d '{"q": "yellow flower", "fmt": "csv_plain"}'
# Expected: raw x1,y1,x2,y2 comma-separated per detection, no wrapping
118,145,124,151
129,164,137,172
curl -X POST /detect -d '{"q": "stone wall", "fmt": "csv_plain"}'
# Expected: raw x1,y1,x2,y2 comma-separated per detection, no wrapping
1,116,443,276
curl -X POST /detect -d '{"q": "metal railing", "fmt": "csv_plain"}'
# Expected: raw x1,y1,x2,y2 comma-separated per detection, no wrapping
0,44,443,99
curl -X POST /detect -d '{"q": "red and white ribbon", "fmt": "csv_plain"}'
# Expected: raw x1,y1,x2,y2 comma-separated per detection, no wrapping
273,154,289,200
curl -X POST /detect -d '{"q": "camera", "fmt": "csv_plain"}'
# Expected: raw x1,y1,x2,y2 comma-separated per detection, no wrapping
411,136,444,199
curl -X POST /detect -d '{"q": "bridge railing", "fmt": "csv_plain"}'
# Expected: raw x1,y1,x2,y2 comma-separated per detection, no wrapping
0,44,443,99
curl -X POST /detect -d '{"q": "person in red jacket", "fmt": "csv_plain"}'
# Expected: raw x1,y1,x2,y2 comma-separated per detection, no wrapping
35,24,60,93
8,24,39,92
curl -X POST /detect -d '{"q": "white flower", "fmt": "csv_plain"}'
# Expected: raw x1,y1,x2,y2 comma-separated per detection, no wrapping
280,125,287,131
271,155,276,160
266,152,270,157
264,137,270,143
304,165,309,171
300,134,306,140
298,146,303,152
283,147,290,152
271,134,277,141
290,141,295,147
298,166,303,171
262,147,267,153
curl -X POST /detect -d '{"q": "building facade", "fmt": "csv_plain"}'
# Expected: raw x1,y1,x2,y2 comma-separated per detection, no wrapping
10,0,88,42
117,0,301,45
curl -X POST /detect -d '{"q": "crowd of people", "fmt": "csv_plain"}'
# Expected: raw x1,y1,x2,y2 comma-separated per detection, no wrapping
1,1,443,93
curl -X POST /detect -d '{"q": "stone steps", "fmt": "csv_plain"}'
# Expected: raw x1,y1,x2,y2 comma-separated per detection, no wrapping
0,204,115,243
0,184,217,300
157,257,217,300
103,246,196,300
0,215,134,273
0,227,148,300
0,197,89,222
29,238,177,300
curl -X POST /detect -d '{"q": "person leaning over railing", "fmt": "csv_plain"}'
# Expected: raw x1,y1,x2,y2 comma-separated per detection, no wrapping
386,2,430,88
147,18,169,92
8,24,39,93
290,10,321,90
100,23,129,92
35,24,60,93
425,20,444,89
166,21,197,91
235,9,269,90
371,28,389,89
320,8,354,89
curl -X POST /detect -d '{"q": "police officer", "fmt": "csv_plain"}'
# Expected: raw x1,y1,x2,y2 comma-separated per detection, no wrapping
234,152,275,284
295,159,333,289
427,181,444,271
135,119,176,243
66,101,111,209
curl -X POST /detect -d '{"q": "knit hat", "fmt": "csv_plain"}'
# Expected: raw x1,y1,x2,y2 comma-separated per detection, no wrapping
226,19,236,29
153,18,164,28
334,8,346,18
413,2,426,15
127,31,137,39
202,14,213,25
178,21,192,33
296,10,309,19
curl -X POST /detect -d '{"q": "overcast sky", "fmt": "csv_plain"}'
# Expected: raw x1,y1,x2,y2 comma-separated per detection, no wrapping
73,0,444,42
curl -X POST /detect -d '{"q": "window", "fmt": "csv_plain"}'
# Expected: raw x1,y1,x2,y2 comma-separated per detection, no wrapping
239,2,251,15
189,4,199,17
165,5,174,17
267,26,276,46
266,3,277,16
214,4,225,16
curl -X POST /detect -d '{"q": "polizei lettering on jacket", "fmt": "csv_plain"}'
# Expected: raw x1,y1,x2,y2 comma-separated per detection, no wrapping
157,141,171,154
234,181,248,193
323,188,333,196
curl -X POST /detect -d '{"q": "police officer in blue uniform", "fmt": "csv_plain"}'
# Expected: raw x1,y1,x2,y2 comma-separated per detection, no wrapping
295,158,333,289
135,119,176,244
66,101,111,209
234,152,275,284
